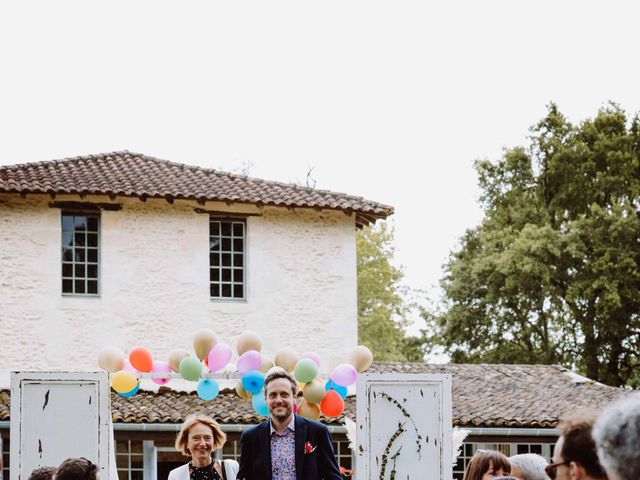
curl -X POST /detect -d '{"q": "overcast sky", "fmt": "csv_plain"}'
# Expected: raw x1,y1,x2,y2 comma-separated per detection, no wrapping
1,1,639,331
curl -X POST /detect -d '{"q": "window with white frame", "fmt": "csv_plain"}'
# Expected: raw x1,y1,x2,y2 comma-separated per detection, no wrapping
332,439,353,476
453,442,553,479
115,440,143,480
61,212,99,295
209,218,245,300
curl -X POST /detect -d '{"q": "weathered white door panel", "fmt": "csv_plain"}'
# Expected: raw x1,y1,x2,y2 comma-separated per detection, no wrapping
10,371,110,480
356,373,452,480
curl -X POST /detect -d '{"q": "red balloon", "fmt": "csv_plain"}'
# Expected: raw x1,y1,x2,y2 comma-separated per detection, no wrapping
129,346,153,373
320,389,344,417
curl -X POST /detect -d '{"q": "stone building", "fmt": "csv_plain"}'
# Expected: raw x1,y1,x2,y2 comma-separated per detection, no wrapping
0,152,627,479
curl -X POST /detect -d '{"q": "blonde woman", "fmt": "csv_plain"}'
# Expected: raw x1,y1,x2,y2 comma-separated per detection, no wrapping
169,414,238,480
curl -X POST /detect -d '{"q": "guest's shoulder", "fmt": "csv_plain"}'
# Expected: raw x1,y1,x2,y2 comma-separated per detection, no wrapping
295,415,329,431
240,419,269,439
168,463,189,480
223,459,239,475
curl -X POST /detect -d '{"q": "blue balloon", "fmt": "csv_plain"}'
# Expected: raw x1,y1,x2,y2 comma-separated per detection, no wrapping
242,370,265,395
197,379,220,401
119,383,140,398
325,380,347,399
252,391,269,416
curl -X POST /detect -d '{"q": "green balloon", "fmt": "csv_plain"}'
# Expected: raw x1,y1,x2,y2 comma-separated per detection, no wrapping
180,356,203,381
294,359,318,383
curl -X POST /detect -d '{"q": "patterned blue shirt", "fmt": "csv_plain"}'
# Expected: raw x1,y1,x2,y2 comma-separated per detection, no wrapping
270,417,296,480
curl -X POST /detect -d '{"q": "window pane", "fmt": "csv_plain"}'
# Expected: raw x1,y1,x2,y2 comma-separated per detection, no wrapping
530,445,542,454
87,281,98,294
62,279,73,293
87,233,98,247
210,284,220,297
62,231,73,247
75,280,85,294
210,222,220,236
221,269,231,282
74,216,86,230
233,254,243,267
233,284,243,298
233,269,243,282
62,215,74,231
233,223,243,236
62,248,73,261
221,253,231,266
221,284,232,297
87,264,98,279
87,217,99,231
210,253,220,266
210,239,220,251
87,249,98,263
233,238,243,251
62,263,73,277
221,223,231,236
75,264,85,277
221,238,231,251
74,232,85,246
210,269,219,282
75,249,85,262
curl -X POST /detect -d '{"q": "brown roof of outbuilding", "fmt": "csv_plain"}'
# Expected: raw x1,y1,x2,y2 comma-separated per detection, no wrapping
0,363,626,429
0,151,393,227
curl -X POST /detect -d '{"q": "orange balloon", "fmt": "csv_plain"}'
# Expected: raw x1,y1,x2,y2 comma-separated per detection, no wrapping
297,399,321,421
320,389,344,417
129,346,153,372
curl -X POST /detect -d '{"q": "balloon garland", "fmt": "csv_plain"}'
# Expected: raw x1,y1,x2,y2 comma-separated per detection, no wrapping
97,329,374,419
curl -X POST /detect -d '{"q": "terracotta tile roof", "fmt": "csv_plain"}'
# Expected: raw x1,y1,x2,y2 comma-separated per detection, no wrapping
0,364,626,428
0,151,392,227
369,362,627,428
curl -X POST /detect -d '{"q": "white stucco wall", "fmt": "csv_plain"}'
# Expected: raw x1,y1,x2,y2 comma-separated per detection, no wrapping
0,194,357,385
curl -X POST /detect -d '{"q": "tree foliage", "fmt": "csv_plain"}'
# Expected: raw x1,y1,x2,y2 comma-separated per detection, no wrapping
432,103,640,386
357,222,424,362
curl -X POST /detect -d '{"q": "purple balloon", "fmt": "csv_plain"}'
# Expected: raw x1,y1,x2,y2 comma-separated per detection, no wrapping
301,352,321,367
331,363,357,387
151,361,172,385
208,343,232,372
237,349,262,374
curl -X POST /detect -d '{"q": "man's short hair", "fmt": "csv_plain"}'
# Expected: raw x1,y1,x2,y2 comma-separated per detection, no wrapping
593,393,640,480
54,458,98,480
508,454,547,480
263,369,297,396
28,466,56,480
557,411,606,479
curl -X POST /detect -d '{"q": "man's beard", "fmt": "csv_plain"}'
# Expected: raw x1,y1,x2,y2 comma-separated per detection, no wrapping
272,405,292,422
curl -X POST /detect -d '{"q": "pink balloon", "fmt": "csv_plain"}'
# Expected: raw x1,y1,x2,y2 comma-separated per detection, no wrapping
301,352,321,367
237,349,262,374
331,363,358,387
123,359,137,373
151,361,172,385
208,343,232,372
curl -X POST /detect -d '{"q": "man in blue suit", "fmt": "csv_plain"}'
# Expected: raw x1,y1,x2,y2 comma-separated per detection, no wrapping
237,369,343,480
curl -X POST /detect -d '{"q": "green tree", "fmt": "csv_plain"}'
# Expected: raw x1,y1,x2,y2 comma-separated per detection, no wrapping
431,103,640,387
357,221,425,362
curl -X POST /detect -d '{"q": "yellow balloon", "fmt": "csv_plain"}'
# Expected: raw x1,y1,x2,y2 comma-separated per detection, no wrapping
297,399,321,421
193,329,218,360
98,346,125,373
259,355,274,373
349,345,374,372
236,331,263,356
303,380,326,404
111,370,137,393
274,347,298,372
236,379,252,400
